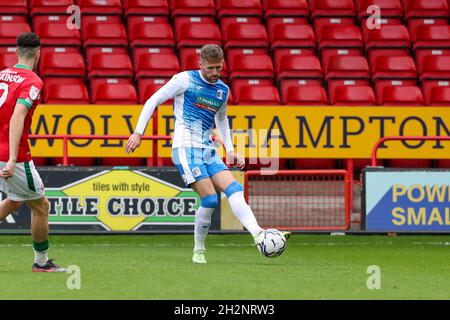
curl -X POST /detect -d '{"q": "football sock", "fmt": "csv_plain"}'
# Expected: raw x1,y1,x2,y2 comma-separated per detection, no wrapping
227,190,264,238
194,206,214,251
33,240,49,267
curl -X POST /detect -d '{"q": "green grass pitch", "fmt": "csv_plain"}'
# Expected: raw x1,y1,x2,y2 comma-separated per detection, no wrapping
0,234,449,300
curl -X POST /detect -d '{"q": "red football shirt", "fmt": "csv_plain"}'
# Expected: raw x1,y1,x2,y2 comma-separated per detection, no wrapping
0,64,43,162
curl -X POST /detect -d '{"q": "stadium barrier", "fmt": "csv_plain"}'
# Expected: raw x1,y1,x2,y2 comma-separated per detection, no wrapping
364,136,450,233
244,170,351,231
28,134,172,165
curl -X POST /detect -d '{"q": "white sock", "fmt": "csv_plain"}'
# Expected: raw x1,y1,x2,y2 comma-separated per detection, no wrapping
194,206,214,252
228,191,264,237
34,249,48,266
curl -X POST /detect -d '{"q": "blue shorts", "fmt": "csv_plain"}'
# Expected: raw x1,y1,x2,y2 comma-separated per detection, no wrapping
172,147,229,186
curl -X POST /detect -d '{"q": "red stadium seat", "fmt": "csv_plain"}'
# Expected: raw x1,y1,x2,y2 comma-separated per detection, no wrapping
132,47,174,65
39,52,85,77
234,85,280,105
91,83,138,104
218,0,262,19
413,26,450,51
329,85,376,106
85,46,127,62
374,79,417,103
220,16,262,32
365,25,411,51
29,0,73,16
78,0,122,15
176,23,221,48
419,56,450,82
313,17,355,34
81,15,121,29
0,52,17,70
223,23,269,50
270,24,315,51
232,78,274,96
321,48,363,72
283,86,328,105
327,79,370,96
266,17,308,33
426,86,450,106
372,56,417,84
0,15,27,23
0,0,27,14
276,56,323,83
357,0,403,20
135,53,180,78
311,0,355,19
264,0,309,19
90,77,133,92
137,78,170,104
229,54,274,81
171,0,215,18
280,79,323,98
173,16,215,32
404,0,449,20
127,16,168,34
380,86,424,106
82,22,128,48
325,56,370,83
367,48,411,69
407,18,448,36
274,48,317,68
129,22,175,49
43,83,89,104
227,48,268,65
87,53,133,79
0,22,31,46
33,17,81,47
124,0,169,17
422,80,450,100
317,26,363,52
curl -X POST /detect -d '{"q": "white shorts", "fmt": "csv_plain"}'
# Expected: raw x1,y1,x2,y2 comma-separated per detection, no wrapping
0,160,45,202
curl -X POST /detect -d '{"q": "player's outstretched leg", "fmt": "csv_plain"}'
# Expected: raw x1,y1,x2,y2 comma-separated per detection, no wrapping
212,171,265,244
26,197,65,273
192,194,218,264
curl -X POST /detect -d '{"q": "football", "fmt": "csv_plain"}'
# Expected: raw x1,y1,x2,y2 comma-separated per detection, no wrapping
257,229,287,258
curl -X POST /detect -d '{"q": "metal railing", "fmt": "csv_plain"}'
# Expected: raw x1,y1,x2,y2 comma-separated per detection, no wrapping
28,134,172,166
371,136,450,166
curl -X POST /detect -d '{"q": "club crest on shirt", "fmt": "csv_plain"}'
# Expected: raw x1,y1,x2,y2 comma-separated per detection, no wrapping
29,85,40,100
217,89,223,100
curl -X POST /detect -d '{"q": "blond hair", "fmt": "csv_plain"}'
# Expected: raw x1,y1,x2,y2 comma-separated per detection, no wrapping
200,44,224,63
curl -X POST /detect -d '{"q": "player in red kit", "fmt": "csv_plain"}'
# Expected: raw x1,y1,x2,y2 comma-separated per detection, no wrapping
0,33,65,272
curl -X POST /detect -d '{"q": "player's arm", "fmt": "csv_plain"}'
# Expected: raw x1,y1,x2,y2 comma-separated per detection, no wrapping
214,95,245,169
125,72,189,154
0,103,28,178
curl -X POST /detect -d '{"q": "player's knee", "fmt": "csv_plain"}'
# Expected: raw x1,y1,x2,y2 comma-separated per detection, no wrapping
33,198,49,218
224,181,243,198
201,194,218,208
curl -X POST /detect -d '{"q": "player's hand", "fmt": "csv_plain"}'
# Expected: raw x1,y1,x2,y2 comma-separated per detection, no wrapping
125,133,142,154
0,159,16,178
226,152,245,170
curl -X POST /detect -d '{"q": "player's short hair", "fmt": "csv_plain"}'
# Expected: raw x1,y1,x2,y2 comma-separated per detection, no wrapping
16,32,40,60
200,44,224,63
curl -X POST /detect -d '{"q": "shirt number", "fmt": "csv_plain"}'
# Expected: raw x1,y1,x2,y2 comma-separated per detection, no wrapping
0,83,8,108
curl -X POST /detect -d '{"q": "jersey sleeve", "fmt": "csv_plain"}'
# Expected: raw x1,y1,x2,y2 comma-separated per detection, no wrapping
17,77,43,110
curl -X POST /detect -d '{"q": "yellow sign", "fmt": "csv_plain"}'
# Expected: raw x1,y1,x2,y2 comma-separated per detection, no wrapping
47,170,199,231
31,105,153,157
33,105,450,159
